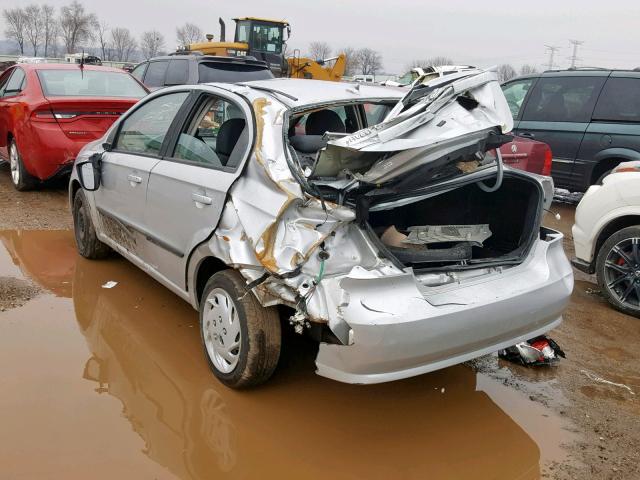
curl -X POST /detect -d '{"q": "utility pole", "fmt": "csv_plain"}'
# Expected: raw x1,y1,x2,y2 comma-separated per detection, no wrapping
569,39,584,69
544,45,560,70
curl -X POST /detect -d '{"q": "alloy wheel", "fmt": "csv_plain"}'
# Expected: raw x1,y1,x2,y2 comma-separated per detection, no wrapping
603,237,640,309
9,142,20,186
203,288,242,373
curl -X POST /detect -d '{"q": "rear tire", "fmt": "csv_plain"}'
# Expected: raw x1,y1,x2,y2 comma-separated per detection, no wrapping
200,270,281,388
72,189,111,259
596,226,640,318
9,139,37,191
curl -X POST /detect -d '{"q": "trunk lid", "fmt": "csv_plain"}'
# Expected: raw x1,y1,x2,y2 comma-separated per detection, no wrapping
307,69,513,193
41,97,136,141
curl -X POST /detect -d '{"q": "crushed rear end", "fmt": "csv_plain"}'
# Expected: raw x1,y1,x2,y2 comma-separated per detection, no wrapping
207,70,574,383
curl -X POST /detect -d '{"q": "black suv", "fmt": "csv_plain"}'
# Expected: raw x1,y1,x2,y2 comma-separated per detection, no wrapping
130,54,274,91
502,69,640,191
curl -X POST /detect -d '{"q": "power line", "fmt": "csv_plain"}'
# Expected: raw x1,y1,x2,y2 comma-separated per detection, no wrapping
544,45,560,70
568,39,584,68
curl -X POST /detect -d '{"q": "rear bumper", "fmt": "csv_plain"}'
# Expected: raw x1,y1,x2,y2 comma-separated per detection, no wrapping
315,229,573,384
21,123,87,180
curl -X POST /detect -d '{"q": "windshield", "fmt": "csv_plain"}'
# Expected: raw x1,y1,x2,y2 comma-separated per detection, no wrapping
37,70,147,98
198,62,274,83
250,23,283,53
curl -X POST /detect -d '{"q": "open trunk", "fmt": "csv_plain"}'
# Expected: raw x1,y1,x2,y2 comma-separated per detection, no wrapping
366,174,542,270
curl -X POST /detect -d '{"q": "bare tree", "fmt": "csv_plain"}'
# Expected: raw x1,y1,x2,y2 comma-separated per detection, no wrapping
3,8,27,54
496,63,517,82
408,56,455,70
59,1,97,54
24,5,42,56
95,21,111,61
176,22,203,46
110,27,137,62
41,5,57,57
308,41,331,60
140,31,165,60
337,46,358,76
355,48,383,76
520,64,538,75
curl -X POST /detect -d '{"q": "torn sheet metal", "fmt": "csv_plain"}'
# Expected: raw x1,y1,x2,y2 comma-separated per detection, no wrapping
404,224,492,247
312,70,512,184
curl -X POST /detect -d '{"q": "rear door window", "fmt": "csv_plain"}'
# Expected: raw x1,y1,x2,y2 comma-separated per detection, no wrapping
115,91,189,156
165,59,189,86
3,68,26,97
501,78,535,120
172,94,248,169
131,62,147,82
592,77,640,122
144,61,169,88
521,76,605,123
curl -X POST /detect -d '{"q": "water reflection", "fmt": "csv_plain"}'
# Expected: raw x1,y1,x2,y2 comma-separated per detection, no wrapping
2,231,542,480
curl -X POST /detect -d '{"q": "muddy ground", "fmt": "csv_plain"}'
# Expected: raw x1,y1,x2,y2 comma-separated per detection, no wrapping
0,163,638,479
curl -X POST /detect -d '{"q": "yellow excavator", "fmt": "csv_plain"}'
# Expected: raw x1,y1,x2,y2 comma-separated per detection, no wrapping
182,17,346,82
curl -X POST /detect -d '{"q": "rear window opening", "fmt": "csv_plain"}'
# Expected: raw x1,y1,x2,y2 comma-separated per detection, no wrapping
198,62,274,83
366,174,542,270
37,70,147,98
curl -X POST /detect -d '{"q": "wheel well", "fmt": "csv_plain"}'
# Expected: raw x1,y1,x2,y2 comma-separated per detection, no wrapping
591,158,623,185
195,256,228,305
595,215,640,259
70,179,81,203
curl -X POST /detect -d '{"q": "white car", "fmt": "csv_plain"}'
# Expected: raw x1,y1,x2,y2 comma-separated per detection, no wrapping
572,162,640,317
69,71,573,388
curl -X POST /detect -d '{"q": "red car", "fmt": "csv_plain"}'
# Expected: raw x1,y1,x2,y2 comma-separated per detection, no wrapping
499,136,552,176
0,63,147,190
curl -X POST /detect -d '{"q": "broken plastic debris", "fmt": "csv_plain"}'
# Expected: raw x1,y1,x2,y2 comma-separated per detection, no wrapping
499,335,565,366
102,281,118,289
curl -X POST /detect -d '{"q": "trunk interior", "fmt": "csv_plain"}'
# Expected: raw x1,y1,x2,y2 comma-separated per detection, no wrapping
367,174,542,270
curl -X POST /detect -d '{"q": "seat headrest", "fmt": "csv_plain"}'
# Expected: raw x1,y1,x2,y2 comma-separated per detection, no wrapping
305,109,346,136
216,118,246,166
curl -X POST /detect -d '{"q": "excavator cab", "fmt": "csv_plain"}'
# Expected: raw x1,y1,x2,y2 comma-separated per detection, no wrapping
232,18,290,76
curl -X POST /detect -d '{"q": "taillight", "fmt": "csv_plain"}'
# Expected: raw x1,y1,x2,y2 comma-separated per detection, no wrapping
542,146,553,176
32,109,57,122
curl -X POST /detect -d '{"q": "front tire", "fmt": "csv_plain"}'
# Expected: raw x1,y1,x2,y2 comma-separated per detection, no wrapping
9,139,37,191
596,226,640,318
200,270,281,388
72,189,111,259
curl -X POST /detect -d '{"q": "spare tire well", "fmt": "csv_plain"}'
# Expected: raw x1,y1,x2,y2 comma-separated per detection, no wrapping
195,256,228,306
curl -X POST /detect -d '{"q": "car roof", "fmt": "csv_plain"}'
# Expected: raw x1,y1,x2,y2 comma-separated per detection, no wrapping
15,63,127,74
506,68,640,83
239,78,404,107
148,54,269,68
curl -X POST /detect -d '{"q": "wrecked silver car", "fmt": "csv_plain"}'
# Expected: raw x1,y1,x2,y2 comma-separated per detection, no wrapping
69,70,574,388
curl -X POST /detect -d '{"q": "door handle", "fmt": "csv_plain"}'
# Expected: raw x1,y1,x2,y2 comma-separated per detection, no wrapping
192,193,212,205
127,174,142,184
519,132,535,139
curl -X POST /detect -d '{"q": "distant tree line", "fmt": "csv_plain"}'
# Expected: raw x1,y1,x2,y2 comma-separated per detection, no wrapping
1,1,210,63
307,41,383,76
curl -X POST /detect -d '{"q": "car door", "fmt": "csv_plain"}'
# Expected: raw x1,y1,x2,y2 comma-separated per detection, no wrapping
578,73,640,188
0,67,25,156
515,74,607,189
143,88,254,290
94,90,190,264
500,76,537,128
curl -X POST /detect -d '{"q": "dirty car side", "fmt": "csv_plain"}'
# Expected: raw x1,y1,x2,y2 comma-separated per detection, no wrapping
70,72,574,385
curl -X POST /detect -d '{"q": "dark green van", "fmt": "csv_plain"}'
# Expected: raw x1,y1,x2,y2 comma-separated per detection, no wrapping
502,69,640,191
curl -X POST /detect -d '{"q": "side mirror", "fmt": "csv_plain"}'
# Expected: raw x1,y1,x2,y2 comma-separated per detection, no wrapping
76,153,103,191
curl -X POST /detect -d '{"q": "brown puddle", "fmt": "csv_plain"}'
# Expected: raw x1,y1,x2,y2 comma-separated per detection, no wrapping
0,230,575,480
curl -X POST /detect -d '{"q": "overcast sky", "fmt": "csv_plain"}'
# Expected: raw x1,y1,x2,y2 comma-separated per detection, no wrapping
5,0,640,72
